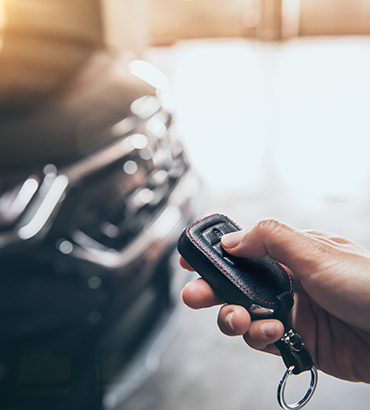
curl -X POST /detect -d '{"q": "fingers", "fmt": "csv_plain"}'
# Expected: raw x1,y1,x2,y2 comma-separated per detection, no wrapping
243,319,285,354
217,304,284,353
179,256,194,271
181,278,223,309
217,304,251,336
221,219,308,260
220,218,334,280
180,259,285,355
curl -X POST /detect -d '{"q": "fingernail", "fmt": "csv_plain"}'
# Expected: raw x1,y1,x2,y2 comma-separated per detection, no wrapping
261,322,278,338
221,231,244,249
226,312,235,332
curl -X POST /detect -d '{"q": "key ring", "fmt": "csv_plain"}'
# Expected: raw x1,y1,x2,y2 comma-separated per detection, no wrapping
277,365,318,410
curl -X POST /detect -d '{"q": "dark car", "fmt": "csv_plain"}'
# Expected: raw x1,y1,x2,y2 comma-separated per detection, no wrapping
0,49,203,410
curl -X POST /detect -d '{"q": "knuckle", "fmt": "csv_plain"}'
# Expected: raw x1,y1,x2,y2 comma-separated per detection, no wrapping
256,218,282,234
253,219,292,254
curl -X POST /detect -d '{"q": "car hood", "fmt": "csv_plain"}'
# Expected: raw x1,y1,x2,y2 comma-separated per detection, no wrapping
0,51,156,171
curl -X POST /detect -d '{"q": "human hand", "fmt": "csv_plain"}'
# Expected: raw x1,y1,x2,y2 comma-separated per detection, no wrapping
180,219,370,383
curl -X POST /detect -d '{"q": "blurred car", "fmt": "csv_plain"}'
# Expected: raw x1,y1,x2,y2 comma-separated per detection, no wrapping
0,50,203,410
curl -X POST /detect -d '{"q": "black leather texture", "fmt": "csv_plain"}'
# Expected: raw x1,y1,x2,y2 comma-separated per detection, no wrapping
178,214,294,322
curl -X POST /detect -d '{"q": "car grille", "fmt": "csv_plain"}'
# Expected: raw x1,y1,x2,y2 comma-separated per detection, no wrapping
0,58,203,410
48,112,187,262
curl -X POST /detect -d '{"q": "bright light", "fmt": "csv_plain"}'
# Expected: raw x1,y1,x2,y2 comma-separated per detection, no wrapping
128,60,170,91
18,175,69,240
130,133,148,149
0,0,6,29
0,0,6,51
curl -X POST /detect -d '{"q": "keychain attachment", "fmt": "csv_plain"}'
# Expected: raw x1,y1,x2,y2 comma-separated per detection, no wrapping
278,365,318,410
275,328,318,410
178,214,319,410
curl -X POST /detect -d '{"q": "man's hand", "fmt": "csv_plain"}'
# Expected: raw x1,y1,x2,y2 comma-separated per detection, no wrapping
180,219,370,383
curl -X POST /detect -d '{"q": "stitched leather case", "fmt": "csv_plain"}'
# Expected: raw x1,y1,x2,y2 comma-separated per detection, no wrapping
178,214,294,322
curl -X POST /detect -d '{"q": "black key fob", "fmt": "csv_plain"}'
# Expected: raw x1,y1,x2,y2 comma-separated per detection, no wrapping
178,214,294,323
178,214,318,409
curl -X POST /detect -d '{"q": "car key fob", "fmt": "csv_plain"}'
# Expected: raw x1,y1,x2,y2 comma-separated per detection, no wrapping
178,214,318,410
177,213,294,322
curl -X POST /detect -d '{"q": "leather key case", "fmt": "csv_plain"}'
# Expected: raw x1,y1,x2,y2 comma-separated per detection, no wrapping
178,214,294,322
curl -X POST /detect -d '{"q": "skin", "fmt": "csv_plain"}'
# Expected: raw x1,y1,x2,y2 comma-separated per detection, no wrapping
180,218,370,383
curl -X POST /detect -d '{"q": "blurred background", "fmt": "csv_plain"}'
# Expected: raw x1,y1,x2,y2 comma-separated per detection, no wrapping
138,1,370,409
1,0,370,409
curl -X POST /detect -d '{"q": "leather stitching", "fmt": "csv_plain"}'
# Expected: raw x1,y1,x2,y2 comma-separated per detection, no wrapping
186,214,294,307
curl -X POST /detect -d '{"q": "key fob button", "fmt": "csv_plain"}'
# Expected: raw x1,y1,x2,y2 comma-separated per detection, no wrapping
203,226,223,245
178,214,318,407
178,214,294,322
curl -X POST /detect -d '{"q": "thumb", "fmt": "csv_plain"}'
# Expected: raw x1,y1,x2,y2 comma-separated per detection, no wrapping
221,219,324,278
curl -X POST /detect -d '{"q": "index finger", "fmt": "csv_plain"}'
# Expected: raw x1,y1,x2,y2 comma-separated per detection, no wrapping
181,278,224,308
179,255,194,271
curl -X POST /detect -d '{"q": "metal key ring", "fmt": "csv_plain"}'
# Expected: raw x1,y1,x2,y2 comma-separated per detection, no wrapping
277,365,318,410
